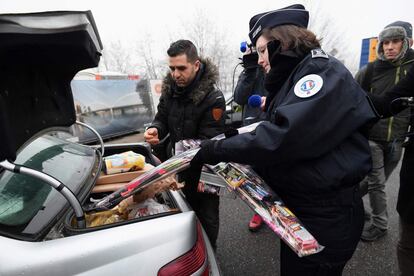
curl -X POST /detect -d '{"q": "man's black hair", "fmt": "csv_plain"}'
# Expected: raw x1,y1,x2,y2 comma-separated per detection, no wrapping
167,39,199,62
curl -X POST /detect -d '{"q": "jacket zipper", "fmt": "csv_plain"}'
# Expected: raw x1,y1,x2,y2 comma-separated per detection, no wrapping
387,66,401,141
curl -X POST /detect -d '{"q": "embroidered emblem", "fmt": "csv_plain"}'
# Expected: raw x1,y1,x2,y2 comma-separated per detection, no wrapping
212,108,223,121
294,74,323,98
311,49,329,59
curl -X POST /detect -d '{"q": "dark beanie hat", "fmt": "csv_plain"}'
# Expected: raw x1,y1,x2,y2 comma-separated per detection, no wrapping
248,4,309,46
385,21,412,38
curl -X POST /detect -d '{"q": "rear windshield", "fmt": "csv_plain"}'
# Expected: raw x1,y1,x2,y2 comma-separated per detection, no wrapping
0,135,96,238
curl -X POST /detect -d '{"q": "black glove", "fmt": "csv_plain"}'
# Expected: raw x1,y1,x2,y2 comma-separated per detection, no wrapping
266,39,282,62
177,140,219,186
267,39,306,69
242,52,259,69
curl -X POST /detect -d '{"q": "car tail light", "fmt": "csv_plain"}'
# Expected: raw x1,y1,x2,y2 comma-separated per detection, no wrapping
158,222,209,276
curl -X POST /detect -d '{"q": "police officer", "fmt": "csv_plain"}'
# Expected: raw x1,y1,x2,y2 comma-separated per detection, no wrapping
182,4,377,275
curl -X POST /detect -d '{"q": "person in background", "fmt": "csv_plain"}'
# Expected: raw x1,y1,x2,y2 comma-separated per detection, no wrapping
369,57,414,276
355,21,414,242
234,45,268,232
180,4,376,275
144,39,225,248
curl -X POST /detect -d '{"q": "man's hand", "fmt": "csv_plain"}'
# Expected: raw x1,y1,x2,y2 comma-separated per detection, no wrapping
261,96,266,111
144,127,160,145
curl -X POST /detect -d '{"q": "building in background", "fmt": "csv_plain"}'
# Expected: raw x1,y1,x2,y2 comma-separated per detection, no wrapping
359,37,379,68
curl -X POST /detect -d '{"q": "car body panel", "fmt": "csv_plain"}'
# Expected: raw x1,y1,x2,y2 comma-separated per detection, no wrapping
0,212,197,275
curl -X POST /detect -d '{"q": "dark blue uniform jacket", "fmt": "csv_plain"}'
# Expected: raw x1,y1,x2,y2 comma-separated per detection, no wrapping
213,53,377,208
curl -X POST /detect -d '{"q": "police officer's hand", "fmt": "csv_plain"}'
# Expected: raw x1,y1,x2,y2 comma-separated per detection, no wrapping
177,140,219,186
192,140,220,166
144,127,159,145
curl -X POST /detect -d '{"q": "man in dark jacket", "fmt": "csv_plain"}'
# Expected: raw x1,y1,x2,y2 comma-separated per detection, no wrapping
182,4,376,275
370,63,414,276
355,21,414,242
234,48,268,231
144,39,225,247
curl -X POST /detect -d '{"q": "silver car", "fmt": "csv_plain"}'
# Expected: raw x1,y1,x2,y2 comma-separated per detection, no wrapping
0,10,220,276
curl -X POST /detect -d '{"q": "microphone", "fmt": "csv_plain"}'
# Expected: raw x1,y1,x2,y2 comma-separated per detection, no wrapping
240,41,248,53
248,94,262,108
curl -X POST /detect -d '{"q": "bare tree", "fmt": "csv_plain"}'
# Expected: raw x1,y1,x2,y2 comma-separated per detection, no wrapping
100,40,138,73
168,9,241,97
306,0,358,73
134,33,166,80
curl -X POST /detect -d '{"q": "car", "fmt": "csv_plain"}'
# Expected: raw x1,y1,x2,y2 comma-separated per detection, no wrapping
0,10,220,276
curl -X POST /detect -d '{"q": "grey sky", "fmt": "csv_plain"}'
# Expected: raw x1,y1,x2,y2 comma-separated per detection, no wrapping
1,0,413,66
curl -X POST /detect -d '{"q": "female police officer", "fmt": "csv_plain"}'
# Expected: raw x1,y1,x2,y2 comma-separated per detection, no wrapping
182,4,377,275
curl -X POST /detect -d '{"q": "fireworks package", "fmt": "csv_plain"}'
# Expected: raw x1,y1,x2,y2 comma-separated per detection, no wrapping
211,162,324,257
87,122,324,257
177,122,324,257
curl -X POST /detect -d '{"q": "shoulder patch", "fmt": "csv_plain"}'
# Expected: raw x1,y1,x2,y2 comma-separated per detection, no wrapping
212,108,223,121
311,49,329,59
294,74,323,98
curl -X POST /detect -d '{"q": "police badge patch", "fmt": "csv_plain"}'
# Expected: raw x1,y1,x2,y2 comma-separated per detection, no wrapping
311,49,329,59
294,74,323,98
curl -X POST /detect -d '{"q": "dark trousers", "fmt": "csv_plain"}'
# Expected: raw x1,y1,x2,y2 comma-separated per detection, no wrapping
183,187,220,248
398,220,414,276
281,194,364,276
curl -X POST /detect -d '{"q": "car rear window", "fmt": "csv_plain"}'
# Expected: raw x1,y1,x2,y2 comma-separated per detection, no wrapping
0,134,96,238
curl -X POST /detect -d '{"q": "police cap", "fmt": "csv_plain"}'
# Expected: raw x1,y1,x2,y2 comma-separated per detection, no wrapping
248,4,309,46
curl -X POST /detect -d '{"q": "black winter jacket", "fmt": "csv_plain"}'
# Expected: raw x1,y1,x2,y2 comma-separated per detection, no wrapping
371,65,414,223
234,67,267,125
150,58,225,147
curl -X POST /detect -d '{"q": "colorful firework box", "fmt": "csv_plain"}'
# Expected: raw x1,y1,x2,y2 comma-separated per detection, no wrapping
177,122,323,257
88,122,323,256
211,162,324,257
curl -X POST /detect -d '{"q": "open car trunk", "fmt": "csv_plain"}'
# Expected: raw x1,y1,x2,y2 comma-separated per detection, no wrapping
0,10,102,162
61,143,183,237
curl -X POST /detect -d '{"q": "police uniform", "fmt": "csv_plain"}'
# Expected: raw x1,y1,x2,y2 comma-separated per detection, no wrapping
188,4,378,275
206,48,374,274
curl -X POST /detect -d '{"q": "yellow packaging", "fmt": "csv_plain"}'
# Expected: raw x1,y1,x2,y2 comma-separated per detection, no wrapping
103,151,145,175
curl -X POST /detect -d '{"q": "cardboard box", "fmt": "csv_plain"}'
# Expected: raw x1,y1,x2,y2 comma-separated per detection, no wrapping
92,182,128,193
96,164,154,185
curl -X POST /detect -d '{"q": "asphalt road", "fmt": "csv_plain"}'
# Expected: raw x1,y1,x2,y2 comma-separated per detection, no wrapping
214,164,401,276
